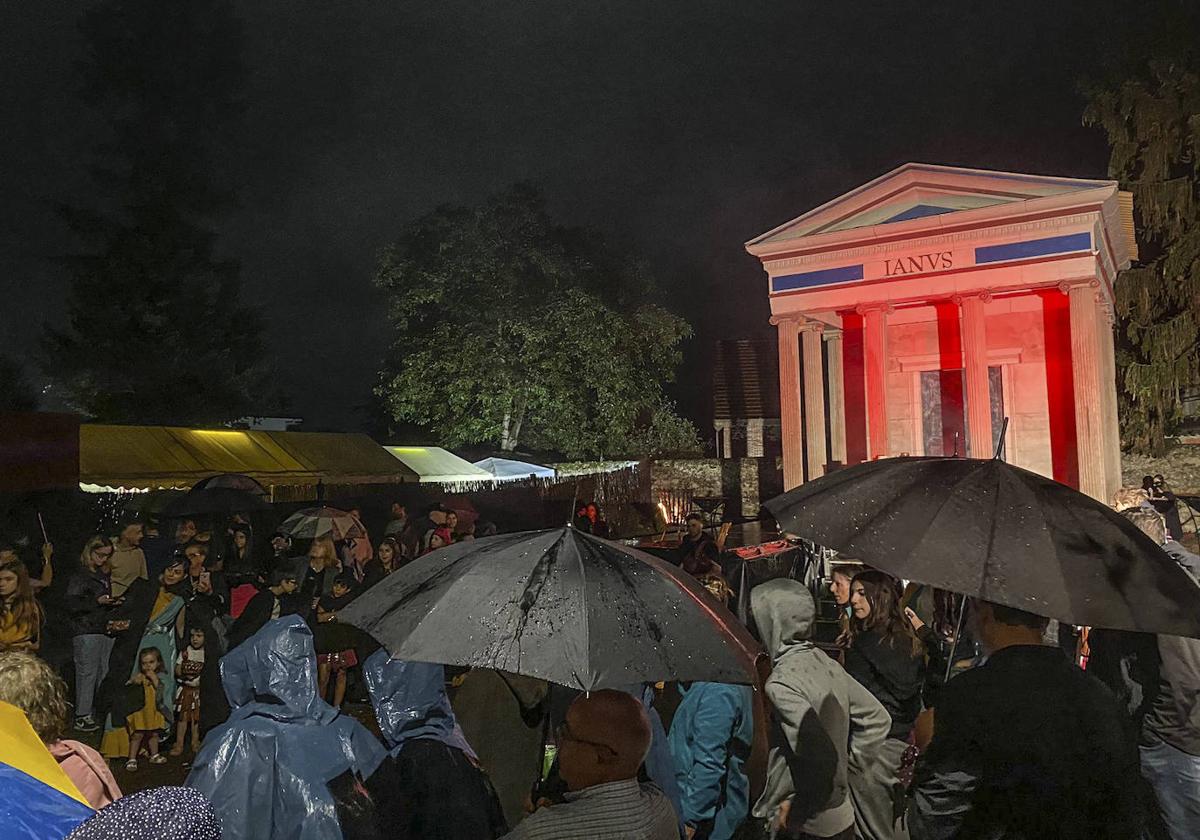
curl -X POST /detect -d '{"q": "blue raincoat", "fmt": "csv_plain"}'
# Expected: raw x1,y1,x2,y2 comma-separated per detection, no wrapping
667,682,754,840
361,649,476,759
185,616,386,840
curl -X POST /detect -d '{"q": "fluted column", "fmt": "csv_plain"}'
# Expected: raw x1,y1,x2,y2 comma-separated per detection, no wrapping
1098,301,1122,500
1065,280,1107,501
800,319,827,480
772,315,804,490
958,292,994,458
825,331,847,465
858,303,892,459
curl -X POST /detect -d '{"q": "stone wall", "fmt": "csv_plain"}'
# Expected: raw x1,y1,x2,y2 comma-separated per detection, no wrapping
650,457,782,520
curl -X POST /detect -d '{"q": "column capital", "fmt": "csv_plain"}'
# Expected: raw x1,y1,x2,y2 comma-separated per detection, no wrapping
951,289,993,306
769,314,802,327
797,319,825,334
855,301,895,316
1057,278,1101,295
822,329,843,342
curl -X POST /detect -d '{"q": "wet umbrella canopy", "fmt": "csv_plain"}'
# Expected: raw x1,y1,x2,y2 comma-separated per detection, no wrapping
765,456,1200,637
190,473,269,495
339,526,761,690
277,506,365,540
161,487,271,518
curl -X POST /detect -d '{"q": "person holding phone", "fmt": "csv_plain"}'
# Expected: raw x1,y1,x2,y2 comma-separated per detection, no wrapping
66,536,123,732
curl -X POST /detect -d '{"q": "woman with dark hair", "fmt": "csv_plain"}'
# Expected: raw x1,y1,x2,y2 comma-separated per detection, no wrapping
225,523,261,584
363,537,403,589
842,569,927,839
829,562,859,645
97,558,187,760
844,571,926,733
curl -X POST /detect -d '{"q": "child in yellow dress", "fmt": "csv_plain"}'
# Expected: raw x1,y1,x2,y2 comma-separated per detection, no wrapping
125,646,169,771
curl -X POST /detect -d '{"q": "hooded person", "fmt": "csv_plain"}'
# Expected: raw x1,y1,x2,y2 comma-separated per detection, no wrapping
185,616,386,840
362,650,507,840
750,579,892,840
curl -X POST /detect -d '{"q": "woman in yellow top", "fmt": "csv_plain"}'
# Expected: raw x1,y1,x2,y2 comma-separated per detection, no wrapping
0,559,43,652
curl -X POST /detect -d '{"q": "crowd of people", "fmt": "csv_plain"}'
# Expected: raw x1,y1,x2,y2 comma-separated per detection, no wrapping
1,482,1198,839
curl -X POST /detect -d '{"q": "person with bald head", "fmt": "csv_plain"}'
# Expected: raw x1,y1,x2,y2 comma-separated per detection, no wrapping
501,689,678,839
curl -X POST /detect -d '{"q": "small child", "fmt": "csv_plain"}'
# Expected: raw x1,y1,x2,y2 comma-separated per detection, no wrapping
125,646,168,771
171,627,206,756
316,573,359,708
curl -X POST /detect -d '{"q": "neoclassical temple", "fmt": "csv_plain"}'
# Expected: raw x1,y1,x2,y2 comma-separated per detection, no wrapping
746,163,1136,502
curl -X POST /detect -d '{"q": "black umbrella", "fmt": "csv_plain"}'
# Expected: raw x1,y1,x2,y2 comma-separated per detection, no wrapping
339,526,761,690
764,456,1200,638
161,487,271,518
191,473,269,496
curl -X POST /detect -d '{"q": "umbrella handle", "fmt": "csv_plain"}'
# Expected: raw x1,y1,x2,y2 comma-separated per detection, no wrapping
943,595,968,684
993,417,1010,460
533,684,554,799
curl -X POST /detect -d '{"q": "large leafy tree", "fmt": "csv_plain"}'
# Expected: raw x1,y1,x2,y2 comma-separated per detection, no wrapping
43,0,269,425
1083,5,1200,455
374,184,700,458
0,355,39,412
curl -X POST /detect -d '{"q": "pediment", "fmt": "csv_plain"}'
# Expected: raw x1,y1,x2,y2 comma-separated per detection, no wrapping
747,163,1116,250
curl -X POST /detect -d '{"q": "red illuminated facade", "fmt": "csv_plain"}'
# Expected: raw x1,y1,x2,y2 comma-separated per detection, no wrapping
747,164,1137,502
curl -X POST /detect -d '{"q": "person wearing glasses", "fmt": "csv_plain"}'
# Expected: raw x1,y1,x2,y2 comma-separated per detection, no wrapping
66,535,122,732
502,689,678,840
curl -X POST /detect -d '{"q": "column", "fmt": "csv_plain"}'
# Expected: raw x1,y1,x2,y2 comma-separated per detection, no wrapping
959,292,994,458
772,315,804,490
1098,302,1122,500
859,303,892,459
825,330,847,465
714,420,731,458
800,320,828,480
1065,280,1107,501
745,418,765,457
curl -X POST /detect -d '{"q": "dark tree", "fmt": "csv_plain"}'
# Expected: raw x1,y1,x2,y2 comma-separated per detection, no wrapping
43,0,269,425
1084,2,1200,454
374,184,700,458
0,355,39,412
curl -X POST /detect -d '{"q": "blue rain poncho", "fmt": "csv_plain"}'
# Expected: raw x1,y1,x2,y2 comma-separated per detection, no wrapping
362,649,477,760
185,616,386,840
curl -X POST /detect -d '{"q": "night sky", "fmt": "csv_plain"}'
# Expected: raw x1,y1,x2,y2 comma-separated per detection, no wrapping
0,2,1125,437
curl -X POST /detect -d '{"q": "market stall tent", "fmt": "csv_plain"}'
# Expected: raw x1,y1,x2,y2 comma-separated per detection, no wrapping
473,457,556,482
80,425,416,495
383,446,493,484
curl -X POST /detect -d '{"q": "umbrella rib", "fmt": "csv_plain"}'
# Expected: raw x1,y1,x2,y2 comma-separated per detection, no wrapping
576,533,591,691
973,467,1004,603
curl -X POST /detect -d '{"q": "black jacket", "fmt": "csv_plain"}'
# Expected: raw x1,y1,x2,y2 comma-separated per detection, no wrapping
909,644,1141,840
843,628,925,739
64,568,117,637
365,739,507,840
229,589,285,650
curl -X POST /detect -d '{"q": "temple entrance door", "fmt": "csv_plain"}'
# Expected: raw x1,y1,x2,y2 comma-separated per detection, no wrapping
919,366,1005,456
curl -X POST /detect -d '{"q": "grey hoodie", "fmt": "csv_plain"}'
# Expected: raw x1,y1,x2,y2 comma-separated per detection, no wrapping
751,579,891,838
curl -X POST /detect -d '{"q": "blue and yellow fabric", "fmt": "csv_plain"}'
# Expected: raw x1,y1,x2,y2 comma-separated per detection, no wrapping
0,701,93,838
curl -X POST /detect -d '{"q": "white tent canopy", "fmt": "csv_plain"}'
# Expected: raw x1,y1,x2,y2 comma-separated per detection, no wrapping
383,446,493,484
473,457,556,482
